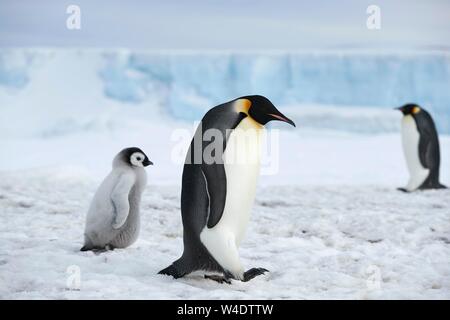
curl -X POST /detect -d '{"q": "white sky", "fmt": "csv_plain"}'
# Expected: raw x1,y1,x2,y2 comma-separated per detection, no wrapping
0,0,449,50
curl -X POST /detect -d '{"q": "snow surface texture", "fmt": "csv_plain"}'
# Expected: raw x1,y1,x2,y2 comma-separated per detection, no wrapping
0,167,449,299
1,49,450,299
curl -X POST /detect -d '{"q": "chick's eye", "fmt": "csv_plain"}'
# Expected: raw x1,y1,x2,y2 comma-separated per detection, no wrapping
136,157,142,161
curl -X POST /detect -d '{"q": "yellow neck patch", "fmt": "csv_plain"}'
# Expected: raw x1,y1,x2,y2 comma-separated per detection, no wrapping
412,106,421,114
233,98,263,129
234,98,252,115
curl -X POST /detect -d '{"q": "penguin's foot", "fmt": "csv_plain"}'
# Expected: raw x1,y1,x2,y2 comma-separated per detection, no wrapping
80,245,110,252
397,187,410,193
94,245,115,253
204,274,232,284
242,268,269,282
158,264,184,279
420,183,448,190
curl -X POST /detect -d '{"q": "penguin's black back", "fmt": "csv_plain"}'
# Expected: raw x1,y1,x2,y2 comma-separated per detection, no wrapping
412,108,446,189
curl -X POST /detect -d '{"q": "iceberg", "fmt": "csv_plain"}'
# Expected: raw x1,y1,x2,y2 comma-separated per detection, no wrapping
0,49,449,136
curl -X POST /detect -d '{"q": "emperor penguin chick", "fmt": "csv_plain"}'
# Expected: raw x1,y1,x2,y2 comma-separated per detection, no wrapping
81,147,153,251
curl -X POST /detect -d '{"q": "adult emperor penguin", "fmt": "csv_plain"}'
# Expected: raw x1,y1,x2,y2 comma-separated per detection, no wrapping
159,95,295,283
396,104,447,192
81,147,153,251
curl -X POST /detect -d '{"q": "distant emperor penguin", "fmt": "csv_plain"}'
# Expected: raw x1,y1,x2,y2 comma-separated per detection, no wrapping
81,147,153,251
396,104,447,192
159,95,295,283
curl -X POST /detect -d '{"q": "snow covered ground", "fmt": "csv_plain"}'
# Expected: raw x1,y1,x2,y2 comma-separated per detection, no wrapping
0,129,449,299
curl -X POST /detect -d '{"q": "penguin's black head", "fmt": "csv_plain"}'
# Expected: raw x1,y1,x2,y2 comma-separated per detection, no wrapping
120,147,153,167
237,95,296,127
395,103,422,116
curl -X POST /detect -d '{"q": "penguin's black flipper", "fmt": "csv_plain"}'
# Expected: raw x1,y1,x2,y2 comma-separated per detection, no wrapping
202,165,227,228
198,107,247,229
418,128,433,170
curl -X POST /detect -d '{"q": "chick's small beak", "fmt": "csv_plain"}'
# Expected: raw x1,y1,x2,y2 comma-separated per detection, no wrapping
268,113,296,127
143,159,153,167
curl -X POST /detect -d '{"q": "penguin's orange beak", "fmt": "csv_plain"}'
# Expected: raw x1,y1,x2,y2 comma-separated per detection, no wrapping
268,113,296,127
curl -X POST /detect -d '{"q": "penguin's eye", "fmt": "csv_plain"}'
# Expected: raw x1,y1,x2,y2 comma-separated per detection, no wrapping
136,157,142,161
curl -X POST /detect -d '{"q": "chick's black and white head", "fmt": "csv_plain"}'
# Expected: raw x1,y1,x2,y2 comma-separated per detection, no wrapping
119,147,153,168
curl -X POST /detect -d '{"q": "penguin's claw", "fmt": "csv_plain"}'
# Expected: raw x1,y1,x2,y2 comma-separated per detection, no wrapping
204,274,232,284
243,268,269,282
397,187,409,193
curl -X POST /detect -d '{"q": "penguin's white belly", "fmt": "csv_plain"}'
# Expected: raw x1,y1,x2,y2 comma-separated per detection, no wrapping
402,115,429,191
200,118,263,275
221,123,262,244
